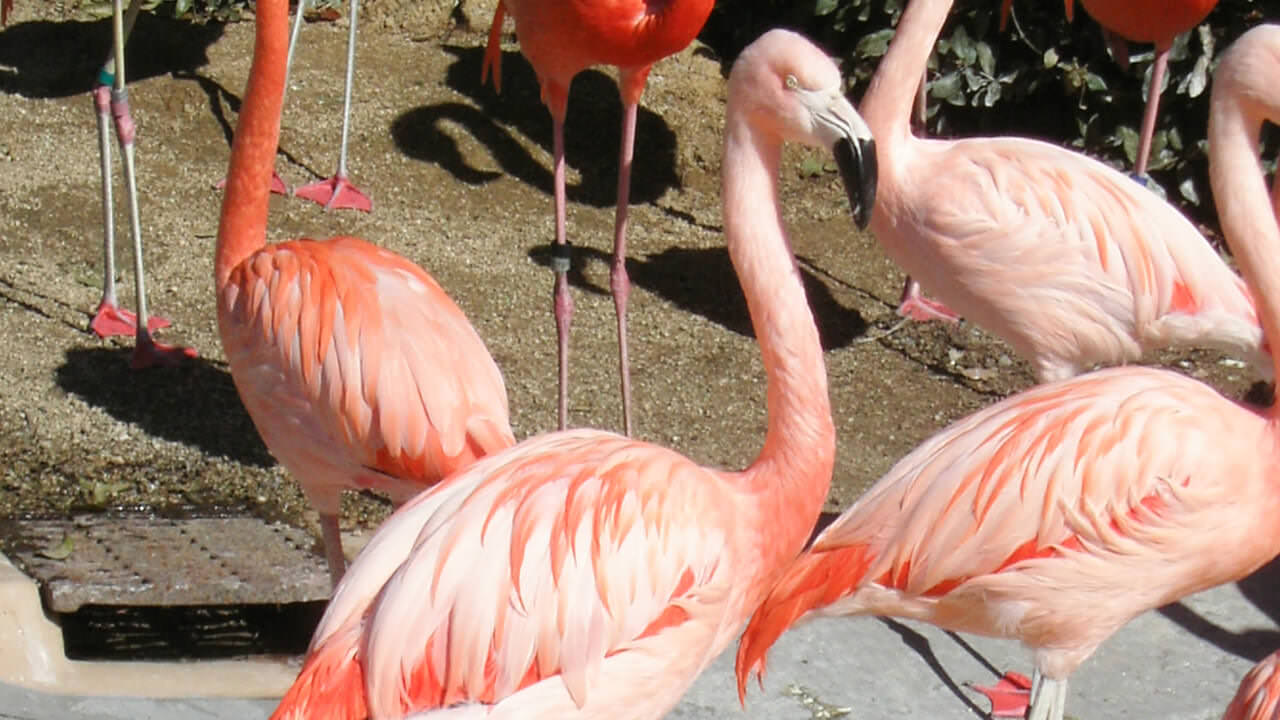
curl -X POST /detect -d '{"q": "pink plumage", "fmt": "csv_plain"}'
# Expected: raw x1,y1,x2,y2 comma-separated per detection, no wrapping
1225,651,1280,720
214,0,514,584
269,28,879,719
866,0,1267,382
738,22,1280,720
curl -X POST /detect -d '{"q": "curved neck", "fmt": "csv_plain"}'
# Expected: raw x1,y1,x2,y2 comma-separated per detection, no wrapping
1210,60,1280,403
721,115,834,519
861,0,951,139
214,0,288,289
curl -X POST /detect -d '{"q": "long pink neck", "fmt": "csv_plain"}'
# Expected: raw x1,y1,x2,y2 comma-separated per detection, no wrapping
861,0,951,141
1209,29,1280,404
721,113,834,540
214,0,288,289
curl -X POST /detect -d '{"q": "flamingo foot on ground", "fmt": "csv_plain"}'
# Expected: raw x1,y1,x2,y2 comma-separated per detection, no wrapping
214,170,290,197
897,279,960,323
969,670,1033,718
90,300,170,338
294,173,371,212
129,331,196,370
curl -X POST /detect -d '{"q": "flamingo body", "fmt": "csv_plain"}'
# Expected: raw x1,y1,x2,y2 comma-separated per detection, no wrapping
864,0,1264,382
270,28,880,720
215,0,514,583
738,22,1280,720
1071,0,1216,47
1225,651,1280,720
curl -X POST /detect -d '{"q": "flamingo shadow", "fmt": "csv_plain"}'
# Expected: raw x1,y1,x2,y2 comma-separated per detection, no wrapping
55,346,274,469
1155,555,1280,663
390,45,680,209
0,14,223,99
526,244,868,351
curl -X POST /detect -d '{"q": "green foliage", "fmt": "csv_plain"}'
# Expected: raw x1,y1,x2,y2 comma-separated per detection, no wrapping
702,0,1276,227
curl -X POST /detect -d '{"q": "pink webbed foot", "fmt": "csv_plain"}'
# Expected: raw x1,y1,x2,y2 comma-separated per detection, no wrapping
969,670,1032,718
294,174,372,212
897,291,960,323
129,330,197,370
215,170,290,197
91,300,170,338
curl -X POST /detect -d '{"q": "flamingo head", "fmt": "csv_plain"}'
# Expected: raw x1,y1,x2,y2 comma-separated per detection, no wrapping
729,29,878,228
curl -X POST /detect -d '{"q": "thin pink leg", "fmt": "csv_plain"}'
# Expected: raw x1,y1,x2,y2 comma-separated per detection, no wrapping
551,108,572,431
293,0,372,212
897,277,960,323
107,0,195,368
612,101,637,437
1133,43,1171,177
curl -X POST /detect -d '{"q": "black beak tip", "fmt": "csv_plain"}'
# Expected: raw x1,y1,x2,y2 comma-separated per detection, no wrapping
834,136,878,230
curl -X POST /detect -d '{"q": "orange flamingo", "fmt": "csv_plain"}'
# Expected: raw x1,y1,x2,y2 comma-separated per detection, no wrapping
267,28,877,719
861,0,1266,382
1225,650,1280,720
214,0,515,585
1000,0,1219,178
736,23,1280,720
481,0,715,436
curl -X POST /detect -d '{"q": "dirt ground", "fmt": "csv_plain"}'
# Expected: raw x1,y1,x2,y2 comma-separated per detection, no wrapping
0,2,1263,554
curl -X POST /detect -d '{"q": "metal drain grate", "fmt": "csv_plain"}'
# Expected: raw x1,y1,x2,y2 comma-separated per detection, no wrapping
0,512,332,612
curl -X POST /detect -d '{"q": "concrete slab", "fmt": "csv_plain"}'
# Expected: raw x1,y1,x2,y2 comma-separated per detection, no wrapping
2,572,1276,718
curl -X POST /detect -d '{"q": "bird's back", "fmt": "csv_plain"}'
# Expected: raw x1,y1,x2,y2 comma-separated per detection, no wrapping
217,236,514,510
272,428,766,720
738,367,1280,687
879,134,1264,380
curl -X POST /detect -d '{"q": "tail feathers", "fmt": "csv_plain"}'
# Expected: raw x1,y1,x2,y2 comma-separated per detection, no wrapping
270,631,368,720
481,1,506,93
735,544,873,704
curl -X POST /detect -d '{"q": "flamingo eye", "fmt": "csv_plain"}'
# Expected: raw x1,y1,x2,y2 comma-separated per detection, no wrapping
784,74,799,90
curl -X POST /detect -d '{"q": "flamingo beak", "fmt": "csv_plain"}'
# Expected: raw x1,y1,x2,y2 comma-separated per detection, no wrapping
834,133,877,229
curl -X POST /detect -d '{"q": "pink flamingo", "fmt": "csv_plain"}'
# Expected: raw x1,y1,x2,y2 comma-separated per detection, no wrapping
481,0,715,435
214,0,515,585
1224,650,1280,720
867,0,1267,382
267,28,877,719
736,23,1280,720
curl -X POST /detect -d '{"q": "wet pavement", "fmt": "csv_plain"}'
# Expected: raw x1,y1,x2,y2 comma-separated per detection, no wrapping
3,556,1277,719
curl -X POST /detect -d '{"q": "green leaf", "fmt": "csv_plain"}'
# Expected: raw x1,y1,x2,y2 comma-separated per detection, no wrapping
1179,178,1200,206
1084,72,1107,92
39,535,74,561
855,29,895,59
976,41,995,76
814,0,839,16
1043,47,1059,69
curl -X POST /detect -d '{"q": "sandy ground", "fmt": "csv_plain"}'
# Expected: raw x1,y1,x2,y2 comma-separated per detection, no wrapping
0,2,1263,556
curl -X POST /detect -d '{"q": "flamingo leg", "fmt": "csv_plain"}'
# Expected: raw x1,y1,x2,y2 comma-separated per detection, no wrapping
550,103,573,431
897,276,960,323
104,0,196,368
90,0,169,339
318,512,346,587
612,100,637,437
294,0,372,212
1026,670,1068,720
1133,41,1171,177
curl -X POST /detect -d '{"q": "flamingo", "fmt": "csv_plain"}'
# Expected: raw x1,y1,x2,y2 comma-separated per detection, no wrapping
214,0,515,585
1224,650,1280,720
15,0,198,367
481,0,715,436
267,28,877,719
1002,0,1220,179
859,0,1266,383
735,23,1280,720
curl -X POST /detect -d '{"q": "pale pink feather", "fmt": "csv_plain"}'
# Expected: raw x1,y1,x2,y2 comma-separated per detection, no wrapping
861,0,1266,382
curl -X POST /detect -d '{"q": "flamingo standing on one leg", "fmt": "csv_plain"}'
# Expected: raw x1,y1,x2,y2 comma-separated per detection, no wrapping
735,24,1280,720
855,0,1267,383
214,0,515,585
481,0,715,436
267,28,877,719
1224,650,1280,720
